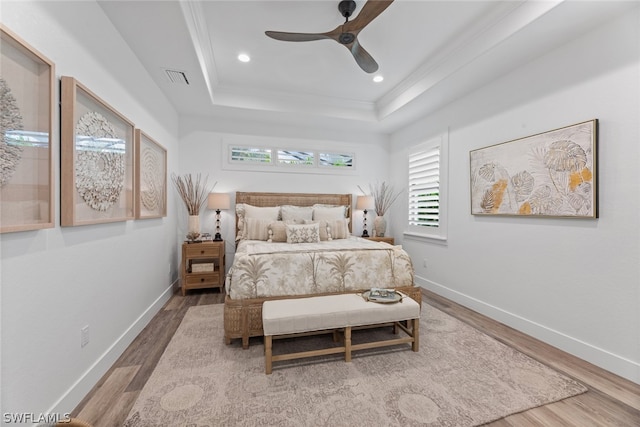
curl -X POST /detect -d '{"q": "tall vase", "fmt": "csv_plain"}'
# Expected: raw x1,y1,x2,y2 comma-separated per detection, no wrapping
374,216,387,237
188,215,200,235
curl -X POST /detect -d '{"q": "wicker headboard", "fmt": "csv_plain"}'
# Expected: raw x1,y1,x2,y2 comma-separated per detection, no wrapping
235,192,353,238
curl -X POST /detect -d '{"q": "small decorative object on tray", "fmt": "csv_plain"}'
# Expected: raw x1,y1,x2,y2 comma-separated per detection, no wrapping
362,287,403,303
186,231,201,243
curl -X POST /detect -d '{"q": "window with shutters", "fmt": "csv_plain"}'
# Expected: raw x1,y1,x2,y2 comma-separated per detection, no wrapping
405,134,448,242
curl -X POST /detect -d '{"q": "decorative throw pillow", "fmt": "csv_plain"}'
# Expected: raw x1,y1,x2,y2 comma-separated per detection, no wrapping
326,218,350,240
244,217,271,241
236,204,280,240
281,205,314,223
267,221,288,242
304,220,330,241
285,223,320,244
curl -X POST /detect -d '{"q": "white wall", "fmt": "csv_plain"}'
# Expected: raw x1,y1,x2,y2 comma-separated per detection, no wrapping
1,0,180,419
178,115,392,263
389,8,640,383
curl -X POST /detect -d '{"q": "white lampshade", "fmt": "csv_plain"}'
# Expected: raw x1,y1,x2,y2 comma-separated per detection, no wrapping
208,193,231,210
356,195,375,211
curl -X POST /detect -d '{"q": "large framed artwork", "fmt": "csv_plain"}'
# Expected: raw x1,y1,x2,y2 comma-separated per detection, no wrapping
0,26,55,233
470,119,598,218
61,76,135,226
135,129,167,219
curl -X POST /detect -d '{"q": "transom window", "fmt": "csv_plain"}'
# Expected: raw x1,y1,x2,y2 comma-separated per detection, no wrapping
224,139,355,175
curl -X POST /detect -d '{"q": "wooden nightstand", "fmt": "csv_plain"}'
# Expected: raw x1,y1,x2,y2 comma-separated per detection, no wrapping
181,240,225,295
364,236,394,245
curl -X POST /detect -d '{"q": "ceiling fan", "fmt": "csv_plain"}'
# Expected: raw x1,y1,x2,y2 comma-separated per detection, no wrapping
265,0,394,74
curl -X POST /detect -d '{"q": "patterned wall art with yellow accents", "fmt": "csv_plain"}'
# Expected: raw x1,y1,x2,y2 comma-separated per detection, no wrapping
470,119,598,218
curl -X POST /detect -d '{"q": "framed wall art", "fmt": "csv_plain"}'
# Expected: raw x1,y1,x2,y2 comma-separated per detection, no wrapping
60,76,135,226
135,129,167,219
0,25,55,233
470,119,598,218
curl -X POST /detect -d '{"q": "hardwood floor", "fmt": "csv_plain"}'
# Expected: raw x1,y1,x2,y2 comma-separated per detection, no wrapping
71,288,640,426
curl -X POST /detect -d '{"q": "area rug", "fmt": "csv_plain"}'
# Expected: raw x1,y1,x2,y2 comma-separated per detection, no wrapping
123,303,586,427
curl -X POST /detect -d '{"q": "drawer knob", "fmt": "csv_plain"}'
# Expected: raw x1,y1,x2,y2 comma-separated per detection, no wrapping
200,278,205,282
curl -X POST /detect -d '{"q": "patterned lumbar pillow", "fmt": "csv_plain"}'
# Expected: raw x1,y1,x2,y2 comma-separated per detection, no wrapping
285,222,320,244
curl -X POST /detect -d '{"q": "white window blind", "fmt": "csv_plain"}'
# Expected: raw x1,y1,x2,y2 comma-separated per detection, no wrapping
408,146,440,228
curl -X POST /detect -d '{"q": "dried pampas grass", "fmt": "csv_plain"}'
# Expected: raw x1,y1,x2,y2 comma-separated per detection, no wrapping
171,173,216,215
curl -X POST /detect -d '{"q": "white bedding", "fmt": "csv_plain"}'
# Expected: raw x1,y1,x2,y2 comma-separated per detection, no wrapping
226,236,414,299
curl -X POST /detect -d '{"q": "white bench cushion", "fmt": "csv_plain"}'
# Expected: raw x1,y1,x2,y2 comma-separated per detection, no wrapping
262,293,420,336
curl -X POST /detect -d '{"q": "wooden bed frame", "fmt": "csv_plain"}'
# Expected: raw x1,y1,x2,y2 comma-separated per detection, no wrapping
224,191,420,348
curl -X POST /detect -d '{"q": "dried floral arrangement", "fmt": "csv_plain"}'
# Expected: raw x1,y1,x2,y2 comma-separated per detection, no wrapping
359,181,403,216
171,173,216,215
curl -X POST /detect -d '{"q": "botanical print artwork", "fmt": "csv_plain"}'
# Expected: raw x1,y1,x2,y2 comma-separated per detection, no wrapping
0,78,24,187
75,111,125,211
470,120,597,218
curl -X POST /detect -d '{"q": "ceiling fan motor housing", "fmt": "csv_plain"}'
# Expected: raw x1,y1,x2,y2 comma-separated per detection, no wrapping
338,1,357,44
339,1,357,19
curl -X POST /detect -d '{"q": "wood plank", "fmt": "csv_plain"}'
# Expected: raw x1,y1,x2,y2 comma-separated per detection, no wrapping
74,366,139,425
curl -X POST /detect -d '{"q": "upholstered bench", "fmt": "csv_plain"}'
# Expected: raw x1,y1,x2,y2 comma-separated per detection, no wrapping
262,292,420,374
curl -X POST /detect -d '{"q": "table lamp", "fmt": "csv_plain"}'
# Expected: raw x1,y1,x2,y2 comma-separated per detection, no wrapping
356,195,375,238
208,193,231,241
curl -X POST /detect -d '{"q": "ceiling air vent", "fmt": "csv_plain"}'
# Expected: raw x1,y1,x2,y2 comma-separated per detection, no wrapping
164,69,190,85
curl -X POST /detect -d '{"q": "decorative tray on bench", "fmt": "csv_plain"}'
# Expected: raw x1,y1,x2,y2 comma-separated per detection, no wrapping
362,288,403,304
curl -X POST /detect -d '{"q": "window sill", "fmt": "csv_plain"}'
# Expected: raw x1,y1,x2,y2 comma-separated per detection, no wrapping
403,231,448,246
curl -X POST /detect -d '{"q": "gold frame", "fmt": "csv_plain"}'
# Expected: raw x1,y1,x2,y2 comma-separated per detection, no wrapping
135,129,167,219
60,76,135,226
0,25,55,233
470,119,598,218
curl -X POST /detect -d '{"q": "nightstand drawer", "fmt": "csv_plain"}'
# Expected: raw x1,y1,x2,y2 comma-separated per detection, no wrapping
185,273,221,286
185,244,222,258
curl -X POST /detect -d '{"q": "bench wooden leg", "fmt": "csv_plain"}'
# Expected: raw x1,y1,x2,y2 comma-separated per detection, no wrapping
345,326,352,362
412,318,419,352
265,335,273,374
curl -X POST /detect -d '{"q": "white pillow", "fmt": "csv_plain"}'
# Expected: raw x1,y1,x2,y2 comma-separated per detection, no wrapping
312,205,348,221
285,223,320,244
281,205,314,223
244,217,271,241
245,204,280,220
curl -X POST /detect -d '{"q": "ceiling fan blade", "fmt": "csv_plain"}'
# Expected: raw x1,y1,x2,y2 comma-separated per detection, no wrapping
265,31,331,42
349,39,378,73
345,0,394,33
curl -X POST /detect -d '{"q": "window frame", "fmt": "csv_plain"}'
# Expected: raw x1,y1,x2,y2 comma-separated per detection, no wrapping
222,137,356,175
403,133,449,244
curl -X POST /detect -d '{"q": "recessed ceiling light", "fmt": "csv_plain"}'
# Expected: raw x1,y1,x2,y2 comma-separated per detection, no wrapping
238,53,251,63
373,75,384,83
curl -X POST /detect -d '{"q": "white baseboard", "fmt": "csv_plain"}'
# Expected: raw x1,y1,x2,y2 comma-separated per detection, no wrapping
416,275,640,385
44,281,176,419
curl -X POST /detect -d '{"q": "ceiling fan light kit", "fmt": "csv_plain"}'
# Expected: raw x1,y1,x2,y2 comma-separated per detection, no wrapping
265,0,394,74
